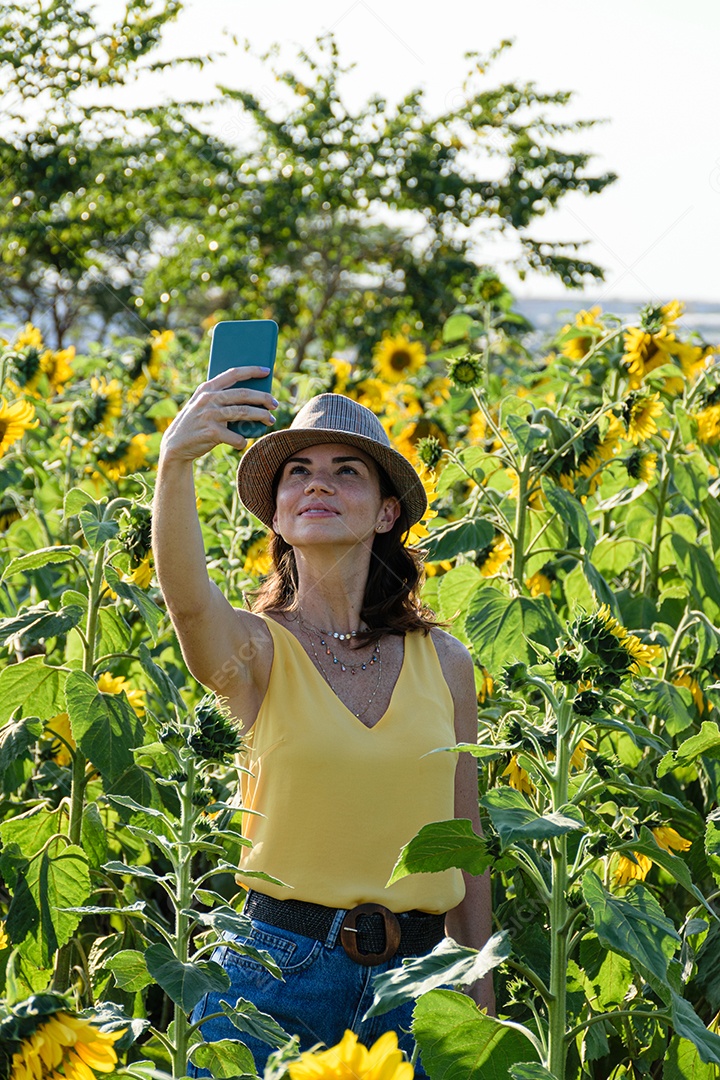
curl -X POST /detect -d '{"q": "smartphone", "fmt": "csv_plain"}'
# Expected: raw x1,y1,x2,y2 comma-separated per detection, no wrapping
207,319,279,439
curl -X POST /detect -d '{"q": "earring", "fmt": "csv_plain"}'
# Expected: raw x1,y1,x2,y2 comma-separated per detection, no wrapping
376,525,384,532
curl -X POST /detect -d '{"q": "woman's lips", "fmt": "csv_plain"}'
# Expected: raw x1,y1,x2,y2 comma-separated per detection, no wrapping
300,509,338,516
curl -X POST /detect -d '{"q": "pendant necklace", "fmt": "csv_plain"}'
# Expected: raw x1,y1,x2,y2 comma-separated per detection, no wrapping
297,615,384,723
297,615,380,675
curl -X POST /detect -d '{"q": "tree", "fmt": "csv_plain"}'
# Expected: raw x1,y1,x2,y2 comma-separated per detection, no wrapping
0,6,616,354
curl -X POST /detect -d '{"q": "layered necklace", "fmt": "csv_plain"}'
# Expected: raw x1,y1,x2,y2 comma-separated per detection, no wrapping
296,613,384,723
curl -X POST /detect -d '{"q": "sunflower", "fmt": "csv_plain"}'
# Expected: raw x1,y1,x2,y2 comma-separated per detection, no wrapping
476,535,512,577
0,921,8,949
560,306,605,361
128,556,153,589
570,738,594,772
405,463,440,547
0,397,39,456
97,672,146,717
13,323,44,350
575,604,662,678
243,535,273,576
424,558,454,577
695,403,720,445
348,377,390,413
0,498,22,531
526,569,553,597
477,667,494,704
447,353,484,388
6,347,44,396
46,712,76,766
93,433,150,482
652,825,691,853
622,302,683,388
625,449,657,484
75,376,123,434
328,357,353,394
502,754,535,796
621,392,663,445
41,346,75,394
674,340,712,383
288,1029,413,1080
372,333,426,384
673,669,711,715
8,1010,124,1080
613,851,652,888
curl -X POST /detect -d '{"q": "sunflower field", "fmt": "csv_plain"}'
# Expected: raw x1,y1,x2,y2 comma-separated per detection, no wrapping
2,274,720,1080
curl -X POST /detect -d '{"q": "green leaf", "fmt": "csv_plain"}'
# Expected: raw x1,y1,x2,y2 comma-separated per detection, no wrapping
506,415,550,456
670,535,720,621
0,713,43,771
702,496,720,556
219,997,290,1048
189,1039,256,1078
437,564,483,620
137,643,185,711
582,870,679,997
412,989,536,1080
581,558,618,614
638,680,695,739
104,565,163,643
7,841,90,967
144,944,230,1012
97,608,132,653
103,861,165,882
673,453,709,507
0,805,63,864
0,657,69,724
78,511,119,550
591,538,641,577
0,545,82,581
0,603,84,647
424,518,495,562
366,933,511,1018
541,479,596,553
481,788,586,846
465,588,562,675
64,669,141,783
664,1035,719,1080
442,313,475,343
387,820,492,885
64,487,100,518
183,907,253,938
578,934,633,1011
509,1065,556,1080
670,991,720,1065
704,810,720,887
658,722,720,778
106,950,154,992
81,802,109,870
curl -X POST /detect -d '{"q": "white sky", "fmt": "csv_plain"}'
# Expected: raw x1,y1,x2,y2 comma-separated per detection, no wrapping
93,0,720,304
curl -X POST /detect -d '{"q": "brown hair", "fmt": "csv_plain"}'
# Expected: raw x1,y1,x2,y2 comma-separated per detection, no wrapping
243,457,450,644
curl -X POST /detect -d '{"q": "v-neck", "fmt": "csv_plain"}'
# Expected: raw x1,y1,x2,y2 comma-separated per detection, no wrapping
261,614,407,731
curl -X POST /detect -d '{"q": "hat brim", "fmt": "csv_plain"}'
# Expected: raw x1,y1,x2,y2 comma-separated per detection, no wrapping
236,428,428,530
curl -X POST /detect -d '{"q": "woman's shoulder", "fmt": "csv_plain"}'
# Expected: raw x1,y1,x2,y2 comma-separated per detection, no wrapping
428,625,474,666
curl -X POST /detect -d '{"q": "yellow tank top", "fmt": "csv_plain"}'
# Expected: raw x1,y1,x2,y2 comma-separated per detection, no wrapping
235,614,466,914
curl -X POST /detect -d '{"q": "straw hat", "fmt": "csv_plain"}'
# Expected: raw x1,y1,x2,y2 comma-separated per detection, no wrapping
236,393,427,529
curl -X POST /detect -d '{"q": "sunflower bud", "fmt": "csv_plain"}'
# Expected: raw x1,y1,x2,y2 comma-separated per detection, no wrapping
416,436,444,470
497,716,523,744
587,832,609,856
573,690,603,716
588,752,613,779
502,663,528,692
447,353,484,388
189,694,242,762
119,504,153,565
554,653,581,683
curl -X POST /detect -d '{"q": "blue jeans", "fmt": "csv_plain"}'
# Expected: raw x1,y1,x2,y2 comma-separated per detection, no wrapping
188,909,439,1078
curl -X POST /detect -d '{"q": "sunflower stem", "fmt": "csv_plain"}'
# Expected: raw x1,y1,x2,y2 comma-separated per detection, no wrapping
546,691,572,1080
513,455,530,590
172,753,198,1077
53,544,106,992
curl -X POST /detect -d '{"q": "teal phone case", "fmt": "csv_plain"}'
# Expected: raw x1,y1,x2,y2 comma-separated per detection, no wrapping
207,320,279,438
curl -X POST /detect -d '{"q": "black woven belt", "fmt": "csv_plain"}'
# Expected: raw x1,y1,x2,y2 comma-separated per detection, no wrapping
243,890,446,966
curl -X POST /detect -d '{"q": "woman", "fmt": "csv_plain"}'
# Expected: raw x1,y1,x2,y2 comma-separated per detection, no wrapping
152,365,493,1076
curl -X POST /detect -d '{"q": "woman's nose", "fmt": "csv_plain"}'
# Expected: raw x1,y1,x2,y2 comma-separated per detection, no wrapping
304,472,334,492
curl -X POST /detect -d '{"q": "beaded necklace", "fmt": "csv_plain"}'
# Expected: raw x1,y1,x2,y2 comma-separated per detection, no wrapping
297,615,384,723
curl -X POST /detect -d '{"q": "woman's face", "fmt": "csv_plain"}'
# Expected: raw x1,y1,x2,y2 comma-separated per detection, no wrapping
271,442,400,546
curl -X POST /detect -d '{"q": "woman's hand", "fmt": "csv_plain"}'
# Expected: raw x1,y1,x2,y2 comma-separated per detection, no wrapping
160,365,278,464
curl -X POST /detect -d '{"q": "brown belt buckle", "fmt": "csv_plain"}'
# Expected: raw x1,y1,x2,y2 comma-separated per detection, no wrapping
340,903,402,966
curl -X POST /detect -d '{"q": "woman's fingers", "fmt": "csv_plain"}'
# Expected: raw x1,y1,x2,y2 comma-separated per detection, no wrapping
204,365,271,389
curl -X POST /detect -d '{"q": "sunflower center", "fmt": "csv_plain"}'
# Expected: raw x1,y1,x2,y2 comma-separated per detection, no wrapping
389,349,411,371
0,420,6,441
